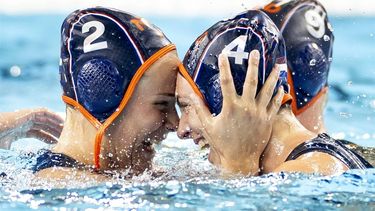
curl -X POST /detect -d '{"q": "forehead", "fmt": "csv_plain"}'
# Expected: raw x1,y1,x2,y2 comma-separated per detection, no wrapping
139,51,180,94
176,74,195,98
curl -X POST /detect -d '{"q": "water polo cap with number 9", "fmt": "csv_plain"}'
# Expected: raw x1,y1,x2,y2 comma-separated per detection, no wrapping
261,0,334,115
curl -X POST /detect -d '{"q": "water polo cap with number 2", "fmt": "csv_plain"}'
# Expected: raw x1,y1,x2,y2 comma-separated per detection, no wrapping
59,7,176,169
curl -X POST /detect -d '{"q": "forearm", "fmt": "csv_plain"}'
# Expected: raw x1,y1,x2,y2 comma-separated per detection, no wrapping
0,111,28,137
0,111,31,149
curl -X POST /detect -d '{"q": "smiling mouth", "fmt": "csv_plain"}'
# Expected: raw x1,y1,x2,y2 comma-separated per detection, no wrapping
194,138,209,149
142,140,155,153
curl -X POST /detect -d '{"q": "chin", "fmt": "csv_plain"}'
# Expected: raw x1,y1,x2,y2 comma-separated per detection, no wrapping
208,149,220,166
131,144,156,174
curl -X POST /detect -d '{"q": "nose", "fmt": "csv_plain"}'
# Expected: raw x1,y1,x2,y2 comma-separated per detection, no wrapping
177,113,191,139
165,107,179,132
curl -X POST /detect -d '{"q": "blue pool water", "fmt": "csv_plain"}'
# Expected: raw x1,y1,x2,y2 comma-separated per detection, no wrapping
0,14,375,210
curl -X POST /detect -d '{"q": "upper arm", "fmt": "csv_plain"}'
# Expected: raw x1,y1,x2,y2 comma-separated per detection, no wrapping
273,152,349,176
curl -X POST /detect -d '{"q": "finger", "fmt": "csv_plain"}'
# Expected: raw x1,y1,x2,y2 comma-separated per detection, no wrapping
25,130,58,144
267,86,284,118
32,111,63,138
218,53,237,104
243,50,260,101
190,93,212,130
34,109,64,126
29,122,62,139
256,65,280,106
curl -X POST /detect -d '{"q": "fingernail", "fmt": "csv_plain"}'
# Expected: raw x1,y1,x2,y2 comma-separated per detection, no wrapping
251,50,260,59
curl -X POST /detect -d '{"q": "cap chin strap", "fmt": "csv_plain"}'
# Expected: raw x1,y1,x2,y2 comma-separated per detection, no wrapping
63,44,177,169
178,63,204,99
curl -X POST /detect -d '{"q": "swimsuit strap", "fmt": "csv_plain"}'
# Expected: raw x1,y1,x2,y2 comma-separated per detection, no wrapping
286,133,372,169
32,149,85,173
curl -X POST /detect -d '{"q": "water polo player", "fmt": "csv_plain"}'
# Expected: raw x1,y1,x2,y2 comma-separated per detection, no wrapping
32,7,181,178
177,10,372,175
261,0,334,134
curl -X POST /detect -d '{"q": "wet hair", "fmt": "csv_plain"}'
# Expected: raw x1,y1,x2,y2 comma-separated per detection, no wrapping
182,10,292,115
261,0,334,115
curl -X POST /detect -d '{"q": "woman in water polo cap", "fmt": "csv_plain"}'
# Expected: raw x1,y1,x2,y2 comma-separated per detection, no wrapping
33,7,181,178
177,10,372,175
261,0,334,134
262,0,375,166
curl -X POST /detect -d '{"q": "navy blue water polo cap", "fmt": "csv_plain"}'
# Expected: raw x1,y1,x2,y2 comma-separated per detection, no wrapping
181,10,292,115
59,7,177,169
261,0,334,115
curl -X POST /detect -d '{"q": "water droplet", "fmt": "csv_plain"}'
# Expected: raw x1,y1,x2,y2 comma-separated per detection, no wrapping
304,98,308,102
339,112,352,118
328,57,333,62
323,35,330,41
370,100,375,109
108,153,113,157
9,65,21,77
309,59,316,66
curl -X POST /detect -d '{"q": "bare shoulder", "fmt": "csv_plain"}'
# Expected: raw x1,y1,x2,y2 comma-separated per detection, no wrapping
34,167,110,183
273,152,349,175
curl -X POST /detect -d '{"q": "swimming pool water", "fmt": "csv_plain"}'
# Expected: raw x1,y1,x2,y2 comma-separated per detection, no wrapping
0,14,375,210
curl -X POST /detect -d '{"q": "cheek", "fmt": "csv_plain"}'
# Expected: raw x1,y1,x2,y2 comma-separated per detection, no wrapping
137,106,165,133
180,108,203,133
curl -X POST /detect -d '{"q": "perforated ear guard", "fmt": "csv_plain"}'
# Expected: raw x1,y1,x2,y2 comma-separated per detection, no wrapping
77,58,128,121
289,42,328,101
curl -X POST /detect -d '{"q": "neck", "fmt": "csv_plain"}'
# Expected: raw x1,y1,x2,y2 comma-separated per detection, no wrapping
53,107,103,167
261,107,316,173
296,90,328,134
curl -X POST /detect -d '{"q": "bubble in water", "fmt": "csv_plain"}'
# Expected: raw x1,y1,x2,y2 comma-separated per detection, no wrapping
339,112,352,118
370,100,375,109
9,65,21,77
323,35,330,41
309,59,316,66
347,81,353,86
370,33,374,37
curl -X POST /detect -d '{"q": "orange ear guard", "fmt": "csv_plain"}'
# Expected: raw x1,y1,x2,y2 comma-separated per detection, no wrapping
63,44,177,169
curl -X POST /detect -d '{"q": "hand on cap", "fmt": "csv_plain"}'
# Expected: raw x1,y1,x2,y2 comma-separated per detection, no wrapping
0,108,64,149
191,50,284,176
